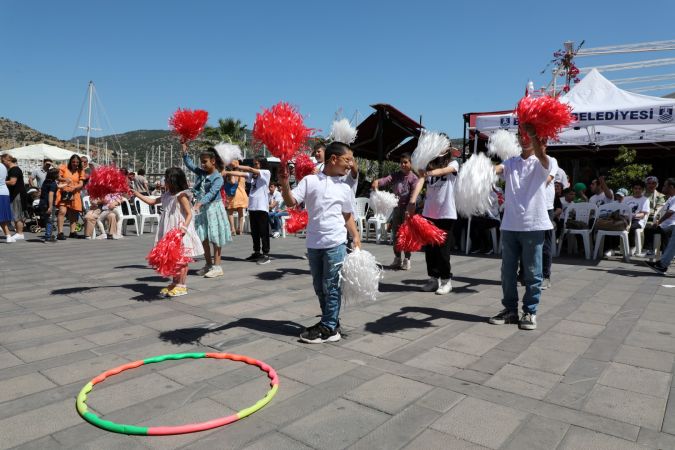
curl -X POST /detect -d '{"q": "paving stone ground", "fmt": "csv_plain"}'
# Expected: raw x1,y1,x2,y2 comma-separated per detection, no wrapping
0,230,674,449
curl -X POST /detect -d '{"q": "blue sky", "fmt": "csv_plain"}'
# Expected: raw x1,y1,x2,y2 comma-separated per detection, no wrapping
2,0,675,140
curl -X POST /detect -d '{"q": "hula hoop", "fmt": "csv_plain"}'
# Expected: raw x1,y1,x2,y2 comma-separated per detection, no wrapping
76,352,279,435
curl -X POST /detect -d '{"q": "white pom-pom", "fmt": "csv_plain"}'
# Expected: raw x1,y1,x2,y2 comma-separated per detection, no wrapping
369,190,398,218
329,118,357,145
411,130,450,171
214,142,242,165
340,249,383,303
487,130,521,161
455,153,498,218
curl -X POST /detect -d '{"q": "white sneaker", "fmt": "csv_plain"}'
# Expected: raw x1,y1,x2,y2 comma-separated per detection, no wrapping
5,235,15,243
390,256,402,268
603,250,613,258
12,234,24,241
112,234,124,240
272,231,280,238
95,233,108,240
435,279,452,295
400,258,411,270
85,236,93,240
204,265,224,278
421,278,439,292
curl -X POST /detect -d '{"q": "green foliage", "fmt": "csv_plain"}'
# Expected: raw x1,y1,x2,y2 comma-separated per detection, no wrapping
203,118,248,146
606,146,652,190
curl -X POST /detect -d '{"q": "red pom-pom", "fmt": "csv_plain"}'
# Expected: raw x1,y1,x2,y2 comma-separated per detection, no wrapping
395,215,447,253
294,153,315,182
87,165,129,201
515,95,574,144
146,228,194,277
285,208,308,234
252,102,312,163
169,108,209,143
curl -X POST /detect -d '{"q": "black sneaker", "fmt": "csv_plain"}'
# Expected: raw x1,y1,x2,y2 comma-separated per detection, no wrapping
645,261,668,275
256,255,271,265
519,312,537,330
299,323,341,344
57,232,67,241
245,253,262,261
69,232,79,239
488,309,519,325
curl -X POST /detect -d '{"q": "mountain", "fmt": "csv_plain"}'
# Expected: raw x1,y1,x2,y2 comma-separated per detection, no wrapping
0,117,79,151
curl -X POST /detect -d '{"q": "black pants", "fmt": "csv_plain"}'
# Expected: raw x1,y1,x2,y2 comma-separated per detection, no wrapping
543,209,555,279
644,223,671,251
469,216,500,252
249,210,270,255
424,217,455,279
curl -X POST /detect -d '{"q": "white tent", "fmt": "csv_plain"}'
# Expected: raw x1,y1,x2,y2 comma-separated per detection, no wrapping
475,69,675,146
2,143,82,161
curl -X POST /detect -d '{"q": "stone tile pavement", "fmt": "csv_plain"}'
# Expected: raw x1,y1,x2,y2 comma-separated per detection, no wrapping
0,230,674,449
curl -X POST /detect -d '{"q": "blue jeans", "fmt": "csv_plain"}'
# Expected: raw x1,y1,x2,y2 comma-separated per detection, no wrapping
269,211,288,232
307,244,346,330
501,230,545,314
660,224,675,267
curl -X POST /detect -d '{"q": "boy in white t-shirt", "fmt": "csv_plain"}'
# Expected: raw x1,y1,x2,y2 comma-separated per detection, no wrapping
645,178,675,274
279,142,361,344
239,157,272,265
622,180,650,251
489,126,552,331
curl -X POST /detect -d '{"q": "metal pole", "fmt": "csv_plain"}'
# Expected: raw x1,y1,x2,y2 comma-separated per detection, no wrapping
170,144,173,169
133,151,137,171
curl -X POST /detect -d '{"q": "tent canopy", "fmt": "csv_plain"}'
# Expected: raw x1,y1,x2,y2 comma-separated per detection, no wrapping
2,143,81,161
352,104,423,161
473,69,675,146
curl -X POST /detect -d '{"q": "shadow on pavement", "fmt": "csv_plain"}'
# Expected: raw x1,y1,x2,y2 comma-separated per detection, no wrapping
158,318,305,344
256,267,311,281
364,306,485,334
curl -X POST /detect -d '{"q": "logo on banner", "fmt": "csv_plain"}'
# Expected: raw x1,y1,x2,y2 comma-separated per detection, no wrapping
500,117,511,128
658,106,673,123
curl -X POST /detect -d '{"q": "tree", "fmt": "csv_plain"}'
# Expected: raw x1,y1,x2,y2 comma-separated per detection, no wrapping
606,146,652,190
203,117,248,146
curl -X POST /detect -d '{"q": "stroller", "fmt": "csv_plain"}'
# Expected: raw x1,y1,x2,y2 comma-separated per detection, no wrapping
25,188,45,234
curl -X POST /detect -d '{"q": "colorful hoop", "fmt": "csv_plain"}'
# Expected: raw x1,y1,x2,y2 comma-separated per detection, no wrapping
76,352,279,435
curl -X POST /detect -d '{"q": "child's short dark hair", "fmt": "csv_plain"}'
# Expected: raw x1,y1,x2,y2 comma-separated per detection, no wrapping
562,188,573,195
253,157,268,170
632,180,646,188
164,167,189,194
201,148,225,172
400,152,411,161
45,168,59,182
325,142,351,161
137,168,146,176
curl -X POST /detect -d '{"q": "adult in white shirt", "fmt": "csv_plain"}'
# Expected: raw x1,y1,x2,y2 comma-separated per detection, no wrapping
279,142,361,344
238,158,272,264
588,177,614,207
407,150,459,295
622,180,650,250
489,125,552,331
645,178,675,274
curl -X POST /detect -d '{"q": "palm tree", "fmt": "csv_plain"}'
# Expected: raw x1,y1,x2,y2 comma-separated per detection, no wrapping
203,117,248,146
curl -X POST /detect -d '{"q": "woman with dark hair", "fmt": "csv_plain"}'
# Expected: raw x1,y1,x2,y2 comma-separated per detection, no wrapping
55,154,84,239
182,144,231,278
407,148,459,295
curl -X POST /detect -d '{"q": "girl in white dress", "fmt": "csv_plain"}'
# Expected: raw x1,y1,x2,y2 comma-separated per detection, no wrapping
134,167,203,297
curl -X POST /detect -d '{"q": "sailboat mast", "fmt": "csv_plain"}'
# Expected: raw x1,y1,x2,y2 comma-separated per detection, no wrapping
86,81,93,158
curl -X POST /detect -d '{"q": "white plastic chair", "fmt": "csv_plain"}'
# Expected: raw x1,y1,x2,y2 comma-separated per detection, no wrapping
135,198,160,234
365,213,390,243
232,209,250,234
633,227,644,256
117,199,139,236
465,216,500,255
557,203,597,259
354,197,369,239
593,203,633,261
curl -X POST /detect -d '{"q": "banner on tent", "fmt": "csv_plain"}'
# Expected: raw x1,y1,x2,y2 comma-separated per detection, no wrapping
475,105,675,131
